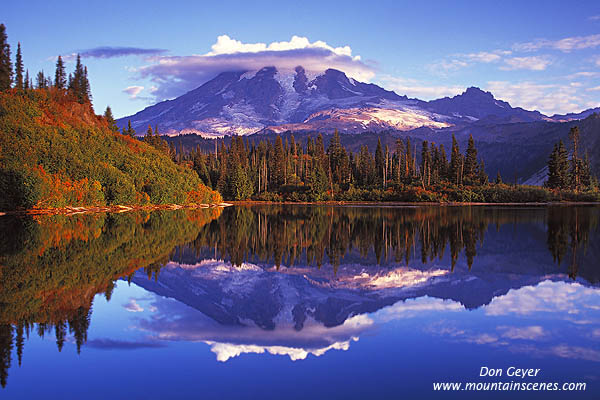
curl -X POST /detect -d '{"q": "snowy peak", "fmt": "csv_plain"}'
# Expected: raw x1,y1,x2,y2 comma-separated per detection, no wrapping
116,68,550,137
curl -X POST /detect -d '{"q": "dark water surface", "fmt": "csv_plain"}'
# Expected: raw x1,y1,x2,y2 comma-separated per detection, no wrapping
0,205,599,399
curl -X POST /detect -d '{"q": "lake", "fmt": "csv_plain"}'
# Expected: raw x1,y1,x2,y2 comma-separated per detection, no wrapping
0,205,599,399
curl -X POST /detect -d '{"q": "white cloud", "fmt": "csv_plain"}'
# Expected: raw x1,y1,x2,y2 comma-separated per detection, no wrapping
206,35,359,60
514,34,600,52
123,299,144,312
465,50,511,63
498,325,546,340
123,85,144,99
137,35,373,100
589,15,600,21
206,338,357,362
485,81,584,115
378,75,464,100
567,71,600,79
484,280,600,316
500,56,551,71
587,86,600,91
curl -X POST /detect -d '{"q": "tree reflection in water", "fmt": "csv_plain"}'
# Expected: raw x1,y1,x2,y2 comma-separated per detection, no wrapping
0,205,598,387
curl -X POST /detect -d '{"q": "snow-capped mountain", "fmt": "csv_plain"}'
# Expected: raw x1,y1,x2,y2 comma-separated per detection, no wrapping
117,66,550,137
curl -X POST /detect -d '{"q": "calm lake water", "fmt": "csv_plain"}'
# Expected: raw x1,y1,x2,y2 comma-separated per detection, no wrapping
0,205,599,399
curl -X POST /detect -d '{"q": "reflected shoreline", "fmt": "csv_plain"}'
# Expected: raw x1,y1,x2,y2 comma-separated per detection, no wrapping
0,205,599,388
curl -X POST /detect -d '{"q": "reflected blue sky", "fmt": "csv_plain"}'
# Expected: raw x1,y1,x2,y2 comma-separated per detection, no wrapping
1,206,599,399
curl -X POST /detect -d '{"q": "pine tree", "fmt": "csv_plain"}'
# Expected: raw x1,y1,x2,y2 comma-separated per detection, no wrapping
375,138,384,187
68,54,91,103
450,134,462,185
122,120,135,137
420,140,431,187
14,42,23,91
24,69,29,89
477,159,488,185
547,140,570,189
36,70,47,89
54,55,66,89
103,106,119,132
569,126,580,190
272,135,285,188
495,171,503,184
464,134,478,184
0,24,12,91
556,140,570,189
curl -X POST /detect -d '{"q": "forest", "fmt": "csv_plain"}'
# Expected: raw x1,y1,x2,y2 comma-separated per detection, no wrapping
171,128,599,202
0,22,598,210
0,24,221,211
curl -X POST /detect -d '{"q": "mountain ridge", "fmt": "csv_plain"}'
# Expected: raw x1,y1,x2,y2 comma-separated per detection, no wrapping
118,66,576,137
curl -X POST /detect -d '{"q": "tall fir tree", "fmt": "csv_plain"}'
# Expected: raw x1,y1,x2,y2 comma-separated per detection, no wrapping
14,42,23,90
0,24,12,91
450,134,462,185
103,106,119,132
375,138,384,186
464,134,479,183
35,70,47,89
68,54,91,103
54,55,66,89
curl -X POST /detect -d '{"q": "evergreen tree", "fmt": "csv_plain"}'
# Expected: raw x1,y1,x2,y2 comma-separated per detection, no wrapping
35,70,47,89
477,159,488,185
546,140,570,189
375,138,384,186
569,126,581,190
14,42,23,91
68,54,91,103
272,135,285,188
496,171,503,184
103,106,119,132
54,55,66,89
438,144,449,181
450,134,462,185
420,140,431,187
23,69,29,89
0,24,12,91
122,120,135,137
464,134,479,183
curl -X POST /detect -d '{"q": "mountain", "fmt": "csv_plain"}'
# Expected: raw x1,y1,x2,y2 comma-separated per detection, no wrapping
549,106,600,122
118,66,561,137
424,87,545,123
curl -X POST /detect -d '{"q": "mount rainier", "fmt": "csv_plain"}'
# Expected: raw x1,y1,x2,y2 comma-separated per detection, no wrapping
117,66,563,137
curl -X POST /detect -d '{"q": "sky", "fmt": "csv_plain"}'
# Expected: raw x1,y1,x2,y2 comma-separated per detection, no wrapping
3,0,600,118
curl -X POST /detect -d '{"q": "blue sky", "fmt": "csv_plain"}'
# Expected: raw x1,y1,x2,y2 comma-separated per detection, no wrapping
3,0,600,117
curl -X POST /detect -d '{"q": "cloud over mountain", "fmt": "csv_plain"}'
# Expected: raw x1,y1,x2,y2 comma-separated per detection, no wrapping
136,35,374,101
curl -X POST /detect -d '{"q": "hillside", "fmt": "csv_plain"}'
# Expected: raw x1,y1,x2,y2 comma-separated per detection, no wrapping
0,89,221,211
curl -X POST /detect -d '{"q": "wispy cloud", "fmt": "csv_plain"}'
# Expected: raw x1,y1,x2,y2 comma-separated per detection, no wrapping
122,86,145,100
136,35,374,101
378,75,464,100
589,15,600,21
500,56,552,71
514,34,600,52
86,338,166,350
123,298,144,311
485,80,587,115
63,46,167,61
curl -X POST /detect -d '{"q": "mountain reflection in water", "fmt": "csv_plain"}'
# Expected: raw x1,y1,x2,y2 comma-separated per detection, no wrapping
0,205,599,390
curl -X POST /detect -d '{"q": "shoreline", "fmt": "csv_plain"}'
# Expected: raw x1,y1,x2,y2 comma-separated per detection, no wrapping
229,200,600,207
1,200,599,217
0,203,233,217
